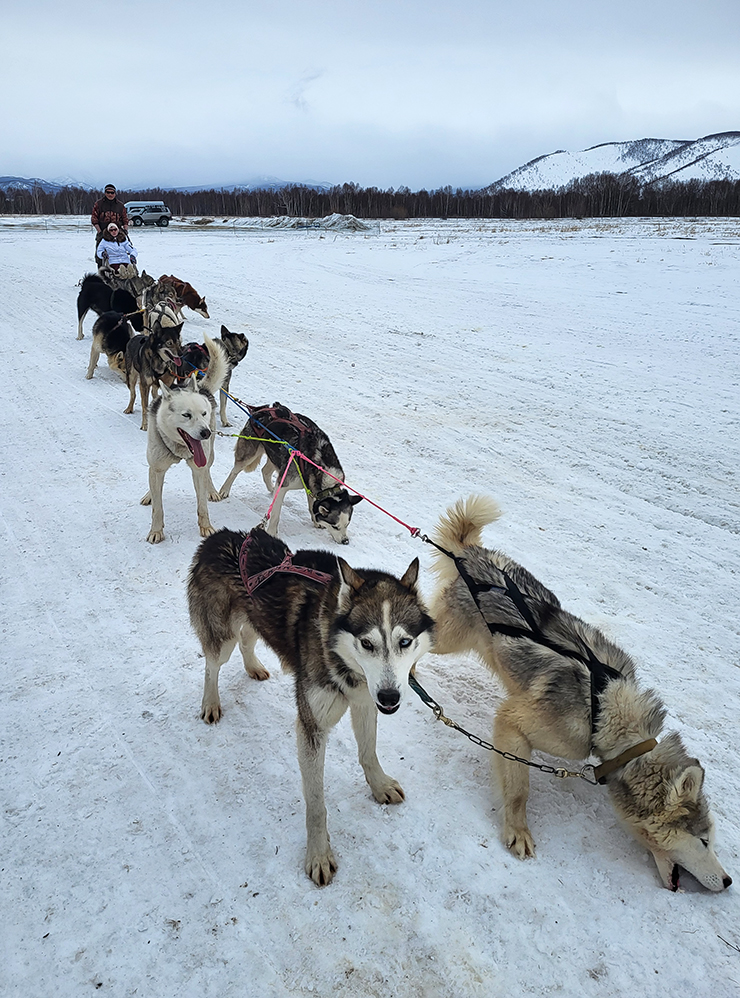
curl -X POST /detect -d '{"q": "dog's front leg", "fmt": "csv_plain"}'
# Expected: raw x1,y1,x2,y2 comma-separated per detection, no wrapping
349,694,405,804
85,343,101,379
494,702,536,859
265,485,286,536
297,689,347,886
297,722,336,887
139,383,150,431
146,467,167,543
191,466,216,537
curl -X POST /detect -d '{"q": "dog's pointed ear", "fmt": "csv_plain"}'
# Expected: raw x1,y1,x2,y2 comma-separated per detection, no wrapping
337,557,365,592
220,324,230,336
349,494,363,506
400,557,420,590
668,763,705,809
159,380,173,400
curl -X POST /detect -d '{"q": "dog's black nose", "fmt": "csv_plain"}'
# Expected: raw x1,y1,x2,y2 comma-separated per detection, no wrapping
723,875,732,889
199,428,211,440
377,688,400,710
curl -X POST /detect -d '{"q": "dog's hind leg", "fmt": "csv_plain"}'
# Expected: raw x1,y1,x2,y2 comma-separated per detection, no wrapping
219,374,232,427
77,308,87,340
238,621,270,681
349,695,405,804
261,460,278,493
201,637,238,723
493,701,536,859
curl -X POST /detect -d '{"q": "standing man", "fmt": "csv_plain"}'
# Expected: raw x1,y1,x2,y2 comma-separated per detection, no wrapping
91,184,129,264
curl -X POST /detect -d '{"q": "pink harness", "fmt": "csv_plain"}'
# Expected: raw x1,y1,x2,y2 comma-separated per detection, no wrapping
238,533,334,596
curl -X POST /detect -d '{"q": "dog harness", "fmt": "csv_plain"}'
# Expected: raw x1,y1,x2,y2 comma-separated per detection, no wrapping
427,539,623,742
238,532,334,596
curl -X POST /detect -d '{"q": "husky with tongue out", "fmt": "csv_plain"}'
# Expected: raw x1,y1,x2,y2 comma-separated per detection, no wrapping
141,336,228,543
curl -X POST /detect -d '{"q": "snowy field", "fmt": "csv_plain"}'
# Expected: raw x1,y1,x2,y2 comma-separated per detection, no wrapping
1,215,739,997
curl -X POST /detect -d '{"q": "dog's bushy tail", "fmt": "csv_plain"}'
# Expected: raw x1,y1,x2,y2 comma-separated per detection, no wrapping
430,495,501,577
201,336,228,397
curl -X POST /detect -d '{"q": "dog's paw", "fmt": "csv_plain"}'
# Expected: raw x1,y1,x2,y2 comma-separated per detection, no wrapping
124,404,134,415
208,490,223,503
199,523,216,538
217,489,230,501
371,777,405,805
245,662,270,681
77,332,84,340
504,825,536,859
140,492,152,506
201,701,222,724
85,372,94,380
305,845,338,887
146,529,165,544
221,418,232,428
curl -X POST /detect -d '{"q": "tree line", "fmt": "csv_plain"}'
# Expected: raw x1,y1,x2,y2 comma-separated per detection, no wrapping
2,173,740,218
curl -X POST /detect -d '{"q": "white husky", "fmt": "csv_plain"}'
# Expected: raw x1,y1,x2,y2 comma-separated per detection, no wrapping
140,337,227,543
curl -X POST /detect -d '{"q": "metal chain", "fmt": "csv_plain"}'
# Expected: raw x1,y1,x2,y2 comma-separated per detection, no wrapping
408,673,598,785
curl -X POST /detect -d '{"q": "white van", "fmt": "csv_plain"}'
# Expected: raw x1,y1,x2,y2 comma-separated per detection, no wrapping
125,201,172,227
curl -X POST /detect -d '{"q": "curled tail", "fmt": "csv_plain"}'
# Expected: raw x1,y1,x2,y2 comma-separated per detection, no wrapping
430,495,501,579
202,336,228,397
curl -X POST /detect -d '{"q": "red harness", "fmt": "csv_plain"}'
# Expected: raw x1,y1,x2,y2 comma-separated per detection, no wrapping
238,533,334,596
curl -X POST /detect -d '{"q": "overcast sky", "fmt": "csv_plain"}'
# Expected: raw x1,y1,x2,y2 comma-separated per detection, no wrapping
3,0,740,191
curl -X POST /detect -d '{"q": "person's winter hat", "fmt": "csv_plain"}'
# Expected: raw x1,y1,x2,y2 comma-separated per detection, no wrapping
104,184,116,193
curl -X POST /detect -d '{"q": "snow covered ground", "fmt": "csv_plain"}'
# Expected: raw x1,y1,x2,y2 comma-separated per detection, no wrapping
1,215,739,997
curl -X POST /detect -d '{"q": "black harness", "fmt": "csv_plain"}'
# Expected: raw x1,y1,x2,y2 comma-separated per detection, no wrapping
430,540,623,738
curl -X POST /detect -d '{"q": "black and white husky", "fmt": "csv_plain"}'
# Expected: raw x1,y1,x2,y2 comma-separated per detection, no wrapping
429,495,732,893
218,403,362,543
140,337,227,543
188,525,435,885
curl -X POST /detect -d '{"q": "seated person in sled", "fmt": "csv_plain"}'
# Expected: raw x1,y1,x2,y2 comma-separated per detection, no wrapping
97,223,138,272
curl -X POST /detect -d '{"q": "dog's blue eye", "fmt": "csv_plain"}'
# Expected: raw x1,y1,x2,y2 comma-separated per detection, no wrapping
360,639,374,651
399,637,412,649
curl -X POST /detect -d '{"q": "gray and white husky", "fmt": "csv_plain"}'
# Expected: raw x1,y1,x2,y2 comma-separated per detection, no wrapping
218,403,362,543
429,495,731,893
188,525,435,886
140,336,227,543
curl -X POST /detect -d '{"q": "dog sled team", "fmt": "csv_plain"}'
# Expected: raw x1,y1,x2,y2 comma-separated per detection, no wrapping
75,199,732,899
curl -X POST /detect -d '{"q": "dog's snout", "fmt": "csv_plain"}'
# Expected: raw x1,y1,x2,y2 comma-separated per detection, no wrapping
723,875,733,889
340,537,349,545
199,428,212,440
377,688,400,710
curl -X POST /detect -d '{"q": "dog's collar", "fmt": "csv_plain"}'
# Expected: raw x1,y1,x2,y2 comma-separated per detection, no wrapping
313,484,343,504
592,738,658,784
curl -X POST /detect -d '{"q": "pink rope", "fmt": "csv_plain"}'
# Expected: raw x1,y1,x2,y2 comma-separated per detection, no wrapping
282,447,421,537
264,452,297,522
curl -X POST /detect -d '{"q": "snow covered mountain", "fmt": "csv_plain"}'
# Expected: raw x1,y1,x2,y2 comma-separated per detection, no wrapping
488,132,740,192
0,175,94,194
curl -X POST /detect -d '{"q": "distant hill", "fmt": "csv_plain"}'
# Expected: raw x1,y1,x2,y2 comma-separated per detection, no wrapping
0,175,332,194
486,131,740,192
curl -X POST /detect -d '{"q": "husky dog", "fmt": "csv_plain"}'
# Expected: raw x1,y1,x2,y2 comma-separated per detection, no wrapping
428,496,731,893
85,311,134,379
175,342,210,384
214,325,249,427
218,403,362,543
140,336,227,543
124,324,184,431
188,525,434,885
76,274,142,339
146,300,182,331
158,274,209,318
